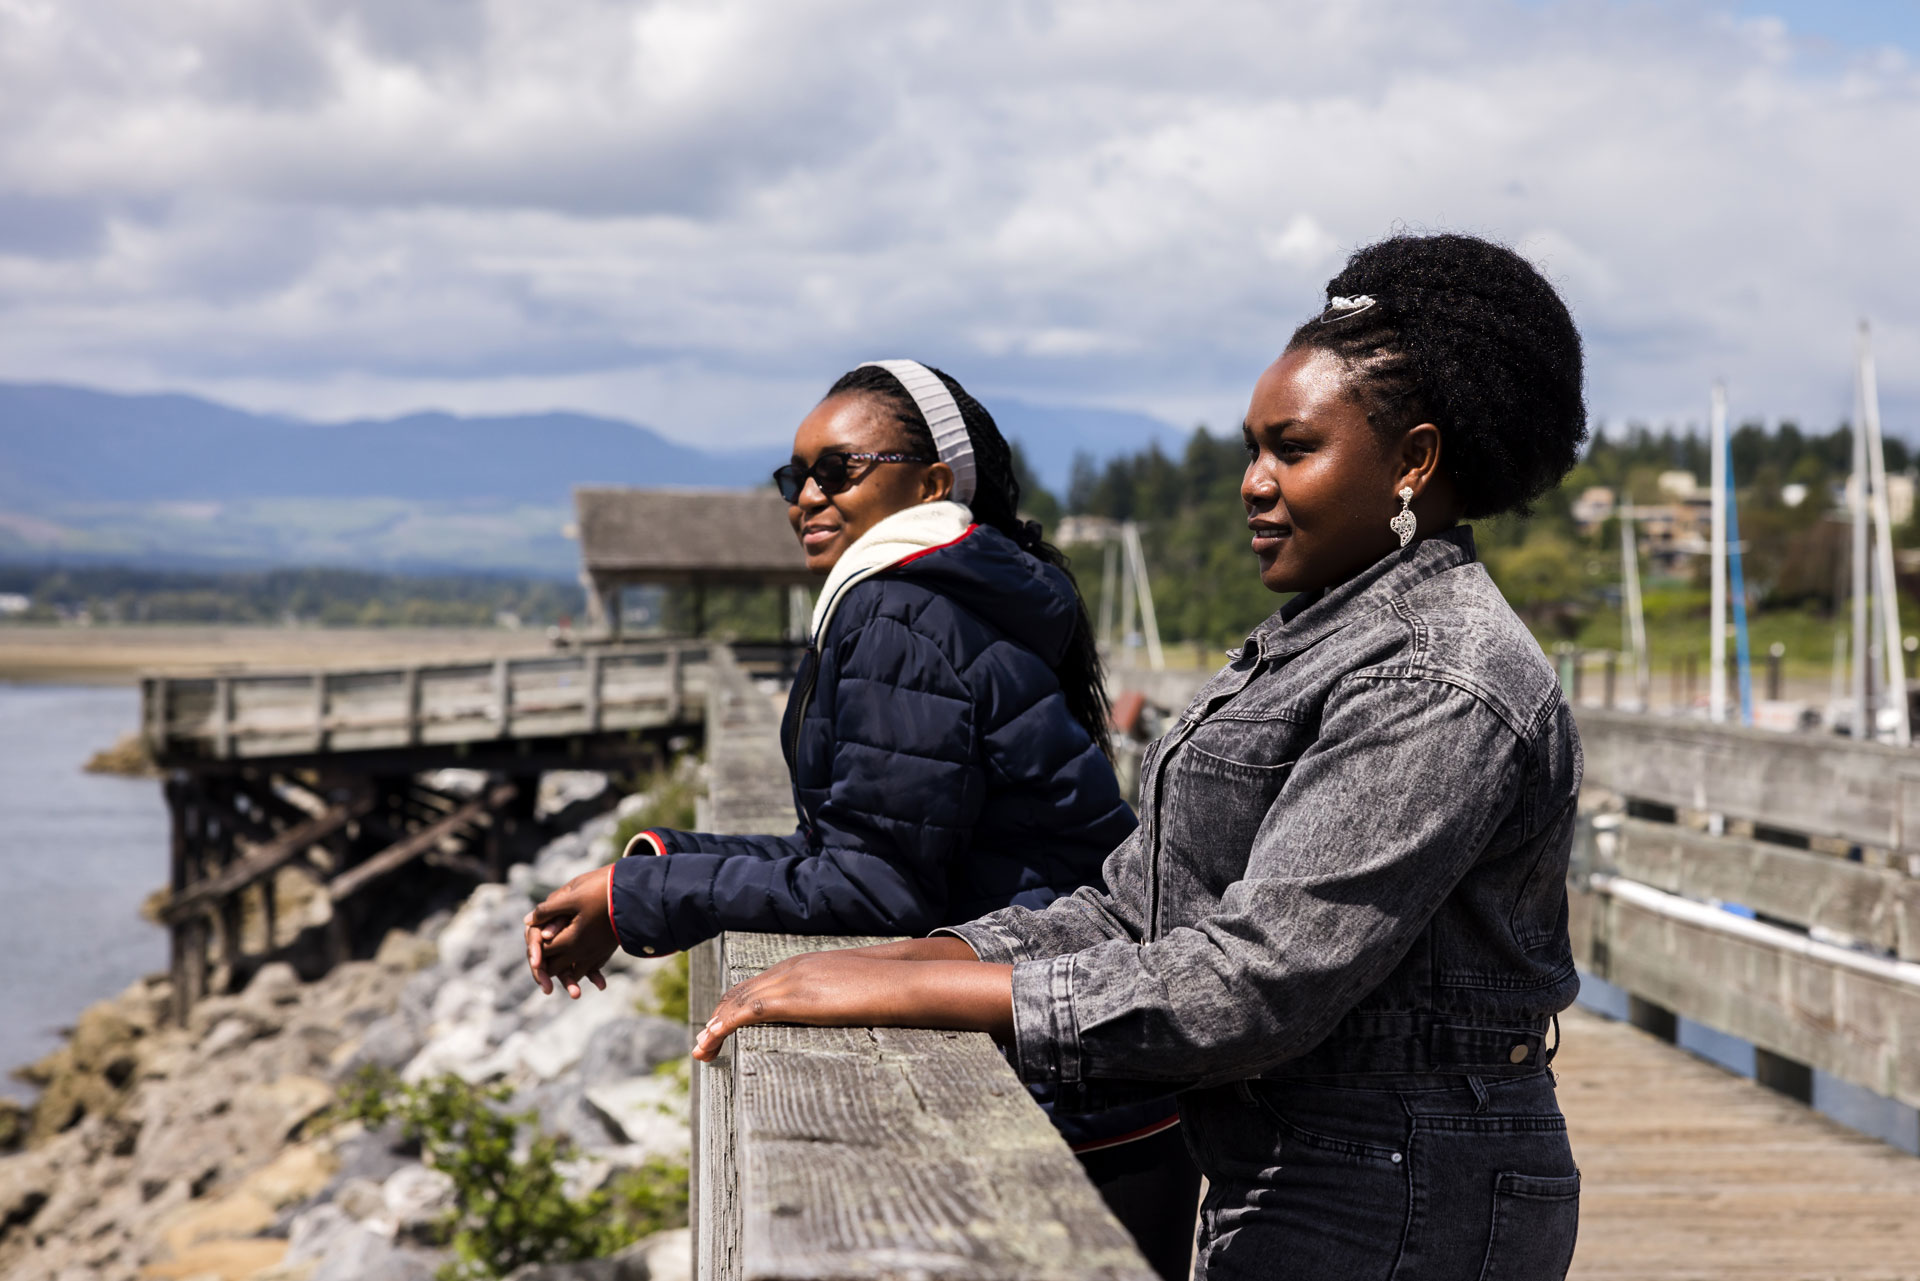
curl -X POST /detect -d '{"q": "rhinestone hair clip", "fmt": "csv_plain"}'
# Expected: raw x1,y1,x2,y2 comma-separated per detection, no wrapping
1318,294,1377,323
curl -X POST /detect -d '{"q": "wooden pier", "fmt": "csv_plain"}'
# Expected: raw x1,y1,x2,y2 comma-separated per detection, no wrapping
142,641,712,1019
1560,1003,1920,1280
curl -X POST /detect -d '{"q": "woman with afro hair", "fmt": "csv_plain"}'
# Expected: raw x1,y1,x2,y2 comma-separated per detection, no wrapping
690,233,1592,1278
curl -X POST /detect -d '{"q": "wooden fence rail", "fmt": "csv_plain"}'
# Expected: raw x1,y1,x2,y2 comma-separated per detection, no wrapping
141,640,710,762
1572,707,1920,1113
1577,706,1920,859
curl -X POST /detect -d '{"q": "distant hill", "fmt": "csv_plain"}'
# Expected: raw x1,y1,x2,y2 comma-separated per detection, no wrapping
0,383,773,508
0,382,1183,574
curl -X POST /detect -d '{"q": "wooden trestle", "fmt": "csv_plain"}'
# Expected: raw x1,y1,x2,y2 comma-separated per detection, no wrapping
143,641,715,1021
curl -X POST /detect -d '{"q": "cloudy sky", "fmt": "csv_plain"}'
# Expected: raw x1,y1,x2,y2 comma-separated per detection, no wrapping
2,0,1918,449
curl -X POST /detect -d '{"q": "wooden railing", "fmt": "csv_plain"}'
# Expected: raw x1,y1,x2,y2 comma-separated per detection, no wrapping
140,640,710,761
1572,708,1920,1111
687,650,1154,1281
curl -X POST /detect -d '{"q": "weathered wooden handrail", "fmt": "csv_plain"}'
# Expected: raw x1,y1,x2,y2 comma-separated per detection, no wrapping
693,932,1155,1281
1572,707,1920,1113
1577,705,1920,857
141,640,711,761
1594,814,1920,960
689,648,1153,1281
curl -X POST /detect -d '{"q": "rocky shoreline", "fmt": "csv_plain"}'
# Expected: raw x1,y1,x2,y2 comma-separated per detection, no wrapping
0,803,693,1281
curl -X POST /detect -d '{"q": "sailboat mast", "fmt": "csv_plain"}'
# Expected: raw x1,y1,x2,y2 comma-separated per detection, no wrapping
1852,334,1872,736
1859,322,1911,746
1710,382,1729,723
1621,505,1650,709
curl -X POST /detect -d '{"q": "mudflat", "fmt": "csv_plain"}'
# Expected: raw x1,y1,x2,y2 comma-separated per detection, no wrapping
0,625,557,684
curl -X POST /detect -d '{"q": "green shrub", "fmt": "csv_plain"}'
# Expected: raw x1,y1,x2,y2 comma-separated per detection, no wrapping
331,1068,688,1280
610,758,702,862
645,951,691,1026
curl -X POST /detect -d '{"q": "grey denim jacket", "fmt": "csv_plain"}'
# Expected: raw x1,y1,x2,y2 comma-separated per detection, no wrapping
944,527,1582,1112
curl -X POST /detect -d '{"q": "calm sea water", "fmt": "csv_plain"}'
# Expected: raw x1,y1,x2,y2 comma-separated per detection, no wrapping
0,684,168,1102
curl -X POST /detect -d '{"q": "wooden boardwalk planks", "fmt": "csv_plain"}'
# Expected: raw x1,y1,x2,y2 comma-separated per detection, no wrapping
1560,1005,1920,1281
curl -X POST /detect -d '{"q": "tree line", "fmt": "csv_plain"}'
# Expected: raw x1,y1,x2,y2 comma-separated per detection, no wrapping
1039,421,1913,647
0,565,584,628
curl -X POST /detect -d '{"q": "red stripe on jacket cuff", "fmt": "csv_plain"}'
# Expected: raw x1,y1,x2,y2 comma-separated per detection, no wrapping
605,862,622,951
622,830,668,858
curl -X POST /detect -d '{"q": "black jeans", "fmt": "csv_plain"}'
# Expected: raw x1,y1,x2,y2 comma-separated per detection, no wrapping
1180,1071,1579,1280
1079,1125,1203,1281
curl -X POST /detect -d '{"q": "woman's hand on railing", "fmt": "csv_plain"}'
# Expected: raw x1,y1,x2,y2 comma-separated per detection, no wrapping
524,866,615,998
692,951,1013,1061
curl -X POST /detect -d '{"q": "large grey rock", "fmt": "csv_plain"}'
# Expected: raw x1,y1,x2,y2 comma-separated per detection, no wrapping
576,1018,687,1088
537,772,609,822
635,1227,690,1281
348,1015,424,1074
381,1165,455,1243
313,1233,445,1281
284,1203,365,1264
484,928,538,987
524,1080,619,1153
438,885,534,972
324,1122,415,1192
0,1147,55,1236
582,1077,689,1155
200,1015,264,1059
505,1237,650,1281
243,962,304,1009
331,1176,388,1223
289,1203,446,1281
532,831,589,876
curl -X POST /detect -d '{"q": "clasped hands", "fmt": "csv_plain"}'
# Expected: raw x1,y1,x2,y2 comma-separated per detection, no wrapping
521,873,1014,1059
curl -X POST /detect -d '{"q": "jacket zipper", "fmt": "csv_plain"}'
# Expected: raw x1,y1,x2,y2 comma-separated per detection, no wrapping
785,645,822,833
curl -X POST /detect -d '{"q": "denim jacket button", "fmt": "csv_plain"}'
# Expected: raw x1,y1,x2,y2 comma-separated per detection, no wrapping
1509,1044,1530,1064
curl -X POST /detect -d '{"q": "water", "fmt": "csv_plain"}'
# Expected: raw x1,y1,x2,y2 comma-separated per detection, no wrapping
0,684,168,1102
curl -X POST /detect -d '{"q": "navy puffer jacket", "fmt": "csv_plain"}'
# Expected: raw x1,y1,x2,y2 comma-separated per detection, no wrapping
608,523,1136,956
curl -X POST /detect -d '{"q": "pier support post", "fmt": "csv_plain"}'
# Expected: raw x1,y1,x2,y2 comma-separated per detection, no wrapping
1628,995,1678,1043
1754,1047,1815,1103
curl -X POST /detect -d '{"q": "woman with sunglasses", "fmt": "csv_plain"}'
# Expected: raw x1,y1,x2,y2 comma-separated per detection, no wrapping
687,235,1591,1279
526,361,1200,1279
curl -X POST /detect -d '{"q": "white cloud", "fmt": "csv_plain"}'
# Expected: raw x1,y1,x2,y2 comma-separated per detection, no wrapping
0,0,1917,446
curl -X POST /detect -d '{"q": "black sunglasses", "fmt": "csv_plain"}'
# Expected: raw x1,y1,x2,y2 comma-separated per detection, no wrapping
772,451,935,503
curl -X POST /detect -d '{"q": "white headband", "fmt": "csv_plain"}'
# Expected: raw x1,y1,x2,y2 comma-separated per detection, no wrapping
859,359,976,506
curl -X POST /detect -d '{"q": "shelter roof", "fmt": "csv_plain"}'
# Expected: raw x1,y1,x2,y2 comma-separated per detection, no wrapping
574,487,811,584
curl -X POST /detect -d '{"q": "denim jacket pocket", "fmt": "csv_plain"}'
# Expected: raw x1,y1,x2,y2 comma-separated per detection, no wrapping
1159,722,1298,899
1181,710,1304,771
1476,1170,1580,1281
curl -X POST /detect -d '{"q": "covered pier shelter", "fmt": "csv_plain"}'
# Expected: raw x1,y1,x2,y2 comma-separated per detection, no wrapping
573,487,814,641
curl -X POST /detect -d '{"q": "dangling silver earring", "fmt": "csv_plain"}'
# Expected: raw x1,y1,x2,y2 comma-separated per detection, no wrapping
1390,486,1417,548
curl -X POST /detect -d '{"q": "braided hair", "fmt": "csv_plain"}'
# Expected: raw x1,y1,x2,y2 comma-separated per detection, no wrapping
1284,233,1588,519
826,364,1113,757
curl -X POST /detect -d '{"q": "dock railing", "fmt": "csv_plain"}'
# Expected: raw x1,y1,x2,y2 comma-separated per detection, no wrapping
1571,707,1920,1110
686,649,1155,1281
141,639,710,762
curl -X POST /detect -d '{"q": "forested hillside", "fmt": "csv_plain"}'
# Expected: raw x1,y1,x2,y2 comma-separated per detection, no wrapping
1053,421,1916,655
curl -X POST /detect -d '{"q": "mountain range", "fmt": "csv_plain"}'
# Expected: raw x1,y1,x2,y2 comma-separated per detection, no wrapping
0,382,1182,576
